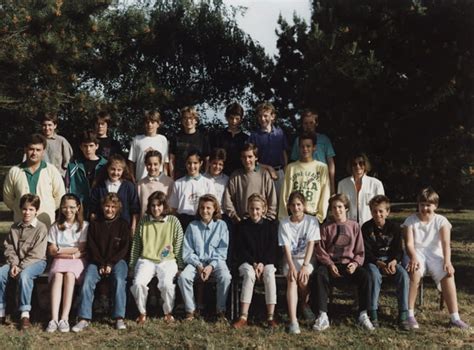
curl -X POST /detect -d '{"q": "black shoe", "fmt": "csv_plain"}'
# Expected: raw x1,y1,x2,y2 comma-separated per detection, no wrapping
371,319,379,328
398,318,411,331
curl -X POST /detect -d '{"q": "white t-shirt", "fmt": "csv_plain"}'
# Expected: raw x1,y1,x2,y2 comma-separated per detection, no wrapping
128,134,169,180
402,213,451,257
169,175,217,215
204,173,229,208
278,214,320,258
48,221,89,248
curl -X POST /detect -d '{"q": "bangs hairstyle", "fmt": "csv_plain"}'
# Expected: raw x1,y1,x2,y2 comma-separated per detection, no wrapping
146,191,170,218
94,111,112,125
185,149,202,162
93,154,135,187
26,133,47,149
329,193,350,211
19,193,40,211
40,111,58,124
247,193,267,213
144,110,161,123
225,102,244,118
287,191,306,215
369,195,391,211
145,149,163,164
346,152,372,174
101,192,122,216
180,106,199,121
298,132,316,146
209,148,227,162
80,130,99,145
196,194,222,221
256,102,276,117
57,193,84,232
241,143,258,157
417,187,439,206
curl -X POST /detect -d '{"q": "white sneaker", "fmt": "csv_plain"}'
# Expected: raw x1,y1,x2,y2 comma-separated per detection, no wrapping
115,319,127,330
46,320,58,333
58,319,70,333
358,313,375,331
313,314,330,331
72,320,89,333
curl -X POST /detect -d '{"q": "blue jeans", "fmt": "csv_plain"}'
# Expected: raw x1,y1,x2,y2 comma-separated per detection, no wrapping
367,263,409,312
0,260,47,312
77,260,128,320
178,261,231,313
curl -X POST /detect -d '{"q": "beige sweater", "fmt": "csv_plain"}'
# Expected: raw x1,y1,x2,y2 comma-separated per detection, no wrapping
3,163,65,227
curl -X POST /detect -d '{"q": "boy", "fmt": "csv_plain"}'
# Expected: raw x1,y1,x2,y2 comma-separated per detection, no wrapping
290,109,336,194
170,106,210,179
66,130,107,218
403,187,469,329
312,194,374,332
248,102,288,195
0,194,48,330
204,148,229,209
278,133,330,223
210,102,248,176
137,150,174,217
39,112,73,177
94,111,123,159
3,134,65,227
362,195,409,330
128,110,169,181
223,143,277,222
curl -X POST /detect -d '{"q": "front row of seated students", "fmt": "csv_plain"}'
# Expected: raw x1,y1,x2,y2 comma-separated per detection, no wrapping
0,187,469,333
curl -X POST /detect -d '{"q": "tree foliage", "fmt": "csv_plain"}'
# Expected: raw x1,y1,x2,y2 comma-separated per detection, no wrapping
272,0,473,203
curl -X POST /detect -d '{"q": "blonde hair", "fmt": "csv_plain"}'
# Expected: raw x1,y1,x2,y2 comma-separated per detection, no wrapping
247,193,267,214
196,194,222,221
180,106,199,121
417,187,439,206
256,102,276,118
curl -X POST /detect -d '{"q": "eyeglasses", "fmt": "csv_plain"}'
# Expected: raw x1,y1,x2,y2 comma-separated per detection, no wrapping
352,160,365,167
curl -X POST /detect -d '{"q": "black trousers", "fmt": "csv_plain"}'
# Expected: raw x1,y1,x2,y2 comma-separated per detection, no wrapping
312,264,370,313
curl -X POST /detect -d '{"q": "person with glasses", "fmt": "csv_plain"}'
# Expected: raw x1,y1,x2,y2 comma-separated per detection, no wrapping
337,153,384,226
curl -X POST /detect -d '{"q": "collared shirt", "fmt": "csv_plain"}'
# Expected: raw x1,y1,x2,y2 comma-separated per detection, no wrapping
20,161,47,194
20,217,39,228
105,179,122,193
248,126,288,167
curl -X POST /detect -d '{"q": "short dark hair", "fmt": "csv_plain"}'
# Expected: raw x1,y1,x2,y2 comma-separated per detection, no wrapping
80,130,99,145
329,193,350,211
209,148,227,162
417,187,439,206
101,192,122,216
144,110,161,123
19,193,40,211
369,195,391,211
287,191,306,215
145,150,163,164
298,132,317,146
346,152,372,174
26,134,47,149
186,149,202,162
241,143,258,157
301,108,319,123
225,102,244,118
40,112,58,124
95,111,112,125
146,191,171,218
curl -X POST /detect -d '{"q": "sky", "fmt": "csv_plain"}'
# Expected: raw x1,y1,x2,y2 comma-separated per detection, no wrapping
222,0,312,57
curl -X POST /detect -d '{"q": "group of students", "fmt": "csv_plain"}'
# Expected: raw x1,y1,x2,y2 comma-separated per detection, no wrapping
0,102,469,334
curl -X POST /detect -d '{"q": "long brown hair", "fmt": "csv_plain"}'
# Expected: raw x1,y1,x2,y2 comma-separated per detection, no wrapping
93,154,135,187
56,193,84,232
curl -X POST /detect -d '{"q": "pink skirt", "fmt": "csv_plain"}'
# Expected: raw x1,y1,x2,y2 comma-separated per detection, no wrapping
49,258,87,283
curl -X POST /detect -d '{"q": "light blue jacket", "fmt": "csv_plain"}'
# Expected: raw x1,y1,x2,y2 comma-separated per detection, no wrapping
182,219,229,269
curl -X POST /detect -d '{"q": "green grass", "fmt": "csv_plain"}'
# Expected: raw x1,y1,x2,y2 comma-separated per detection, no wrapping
0,208,472,349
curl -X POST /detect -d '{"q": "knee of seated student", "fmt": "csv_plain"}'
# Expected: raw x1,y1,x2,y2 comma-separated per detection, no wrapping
367,263,382,282
239,264,256,280
263,264,276,279
179,265,197,283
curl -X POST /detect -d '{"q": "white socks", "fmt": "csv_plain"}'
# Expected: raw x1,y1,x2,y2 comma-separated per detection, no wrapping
20,311,29,319
408,309,415,317
450,312,460,322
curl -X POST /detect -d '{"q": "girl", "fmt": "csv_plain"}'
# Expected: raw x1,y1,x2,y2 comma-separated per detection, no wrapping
312,194,374,332
232,194,279,329
278,191,320,334
129,191,184,324
46,194,88,333
178,194,231,321
72,193,130,332
90,154,140,234
169,150,216,231
337,153,385,226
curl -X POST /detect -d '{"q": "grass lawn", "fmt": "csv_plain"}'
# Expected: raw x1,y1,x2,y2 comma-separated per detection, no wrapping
0,206,472,349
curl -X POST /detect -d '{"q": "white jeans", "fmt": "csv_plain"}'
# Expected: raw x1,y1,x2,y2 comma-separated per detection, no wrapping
130,258,178,315
239,263,277,305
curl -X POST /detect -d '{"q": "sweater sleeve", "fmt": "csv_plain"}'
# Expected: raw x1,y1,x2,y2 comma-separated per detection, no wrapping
263,220,279,265
89,186,101,218
2,167,17,212
4,228,19,266
209,221,229,269
108,221,131,265
223,178,238,220
315,225,335,266
129,219,144,268
172,216,185,269
182,224,202,267
50,166,66,210
18,226,48,269
361,221,378,265
352,223,365,266
237,222,254,265
87,221,104,266
264,171,277,220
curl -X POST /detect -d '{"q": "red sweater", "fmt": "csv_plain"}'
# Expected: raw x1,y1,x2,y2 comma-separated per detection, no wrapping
315,219,364,267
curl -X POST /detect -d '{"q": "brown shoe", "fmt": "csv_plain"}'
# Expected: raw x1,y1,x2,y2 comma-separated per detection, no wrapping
20,317,31,330
184,312,195,321
163,314,175,323
267,319,278,329
136,314,146,325
232,317,247,329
